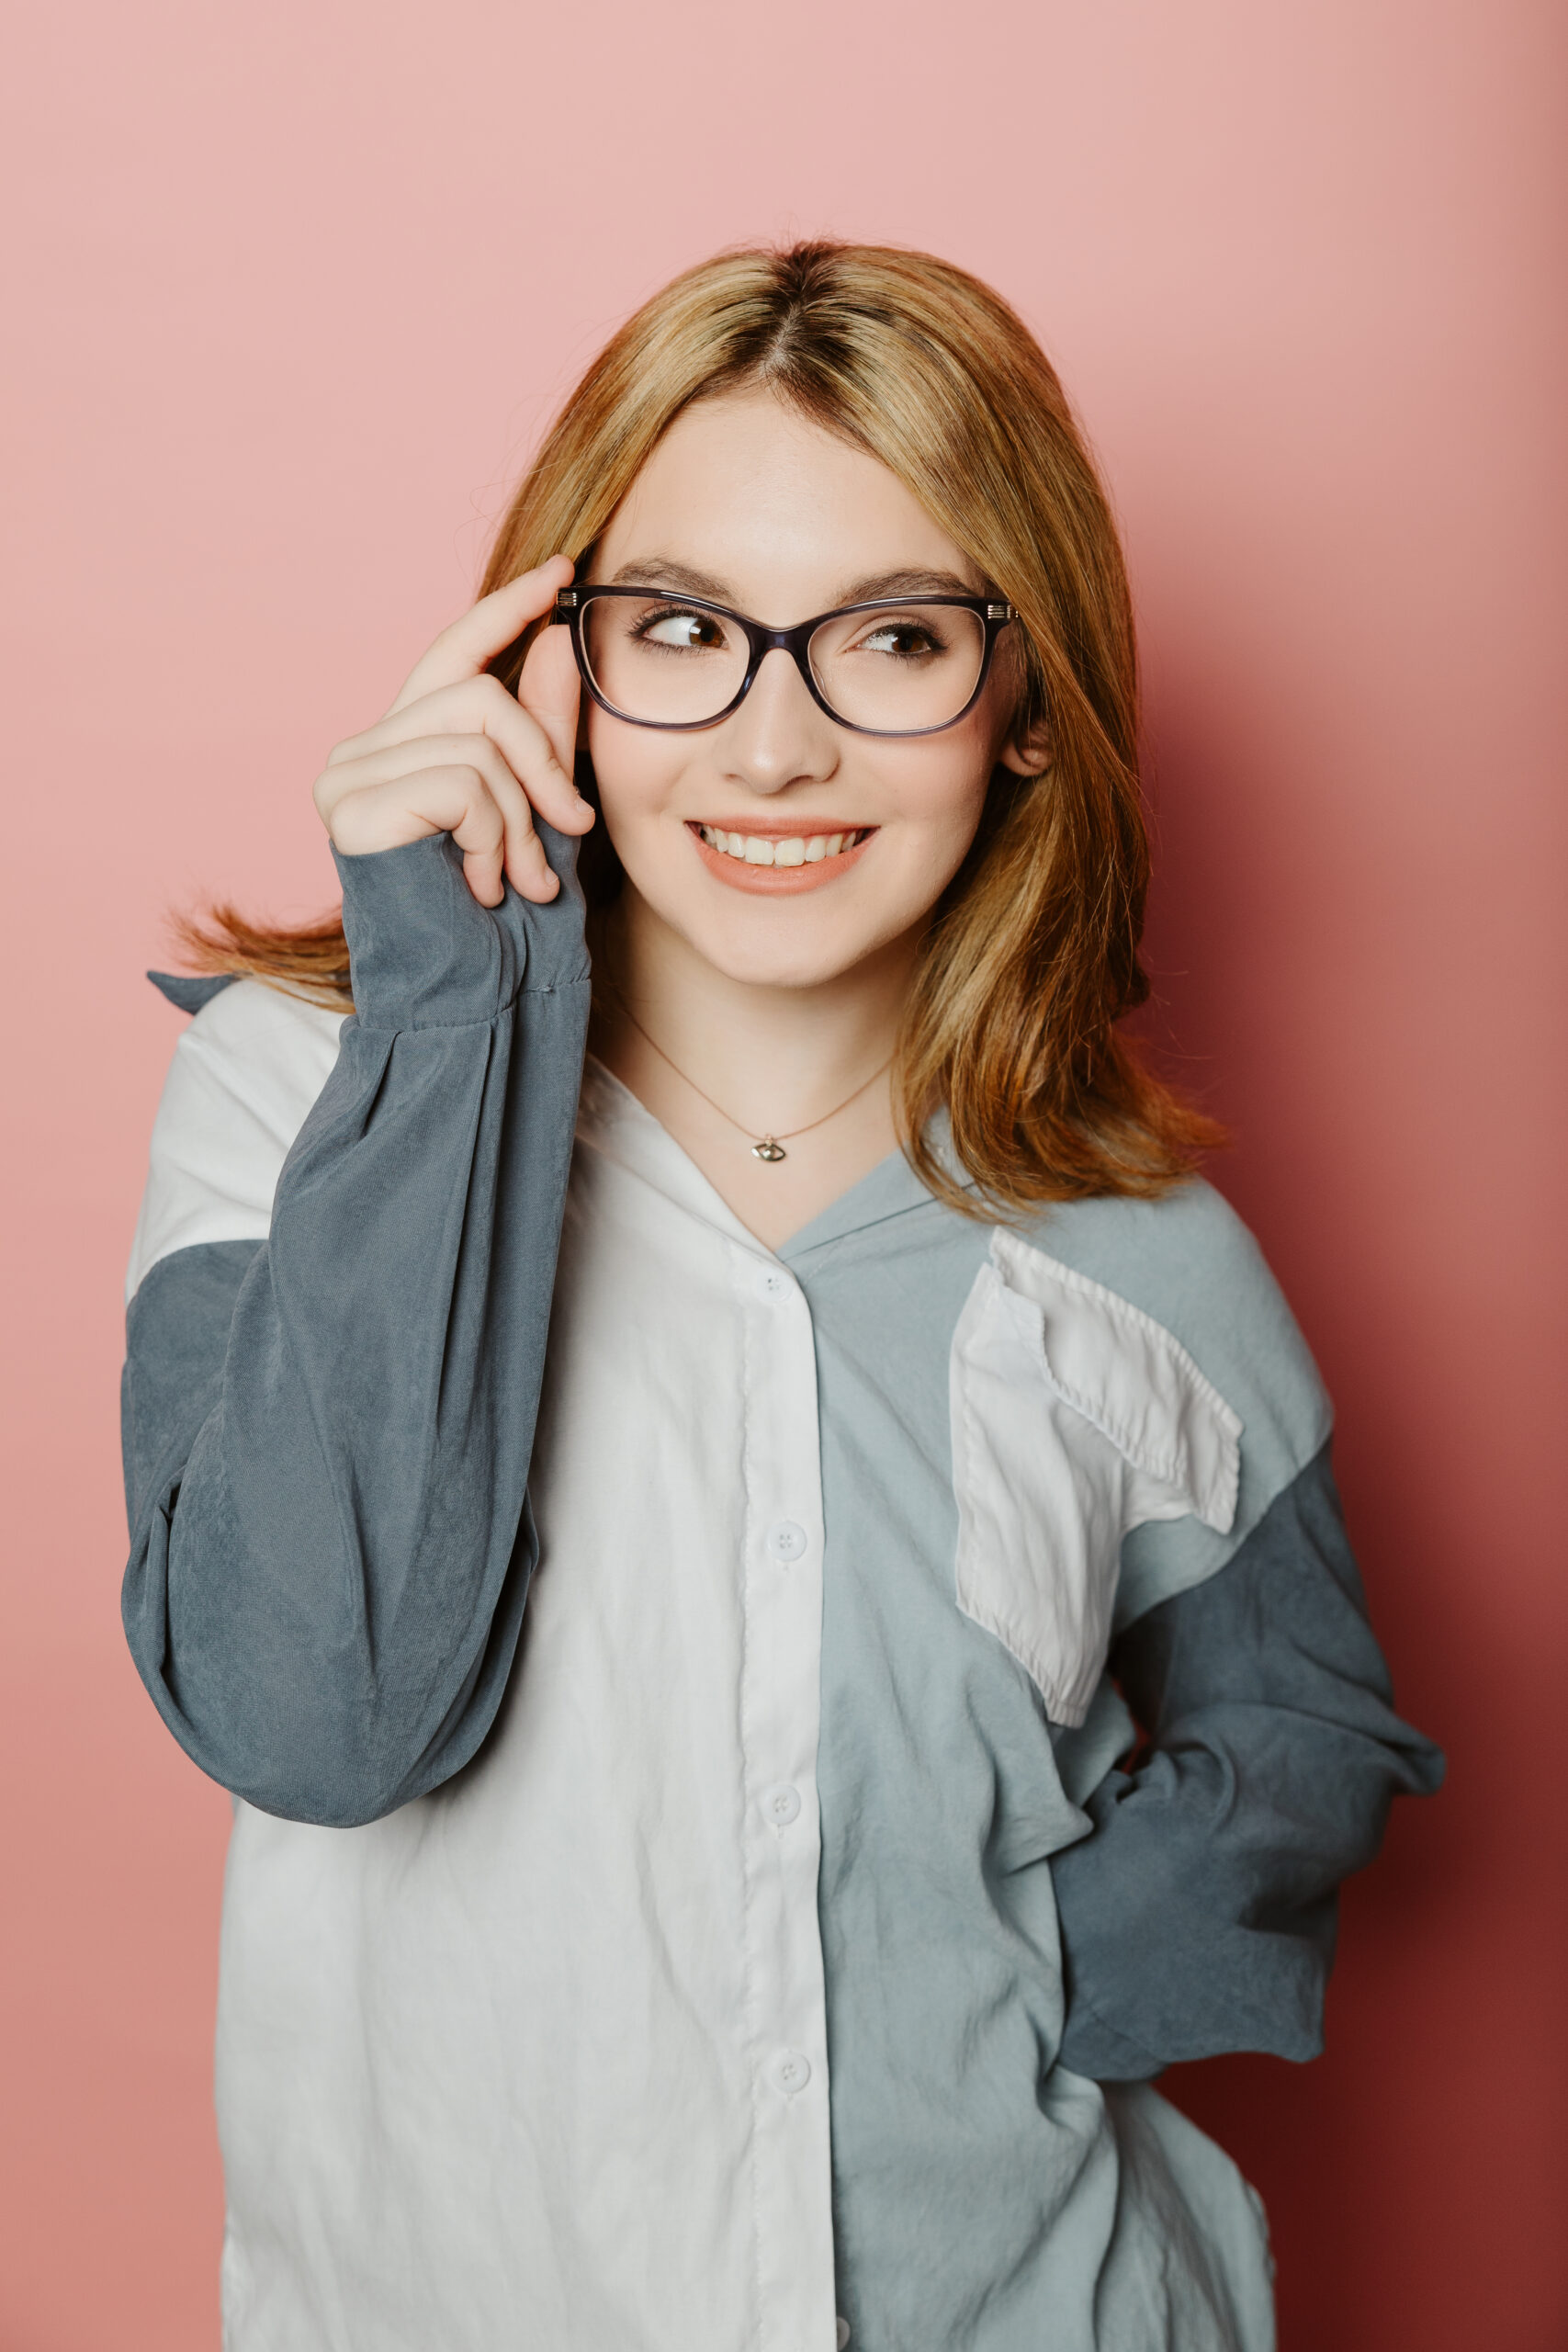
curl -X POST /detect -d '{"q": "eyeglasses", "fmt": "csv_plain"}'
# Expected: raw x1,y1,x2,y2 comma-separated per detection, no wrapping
553,586,1014,737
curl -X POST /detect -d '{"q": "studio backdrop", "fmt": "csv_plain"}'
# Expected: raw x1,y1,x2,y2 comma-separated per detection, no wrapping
1,3,1562,2346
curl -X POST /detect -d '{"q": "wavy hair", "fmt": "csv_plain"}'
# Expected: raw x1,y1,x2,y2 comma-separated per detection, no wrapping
178,241,1219,1211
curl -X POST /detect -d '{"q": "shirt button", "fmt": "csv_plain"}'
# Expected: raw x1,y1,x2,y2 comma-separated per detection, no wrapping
766,1520,807,1564
770,2049,811,2097
837,2324,852,2350
757,1266,792,1299
761,1782,801,1827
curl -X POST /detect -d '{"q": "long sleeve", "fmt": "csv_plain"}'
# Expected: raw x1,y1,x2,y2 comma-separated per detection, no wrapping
1053,1442,1445,2079
121,826,591,1827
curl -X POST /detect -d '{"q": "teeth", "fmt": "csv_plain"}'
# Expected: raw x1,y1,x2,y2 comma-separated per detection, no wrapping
698,826,863,865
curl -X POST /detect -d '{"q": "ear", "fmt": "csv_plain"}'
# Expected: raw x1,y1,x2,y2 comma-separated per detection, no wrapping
997,708,1052,777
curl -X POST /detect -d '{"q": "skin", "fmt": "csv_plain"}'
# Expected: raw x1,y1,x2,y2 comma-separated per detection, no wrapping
316,389,1048,1249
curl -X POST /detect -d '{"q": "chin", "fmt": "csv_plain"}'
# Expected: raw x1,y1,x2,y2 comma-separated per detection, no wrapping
678,922,878,992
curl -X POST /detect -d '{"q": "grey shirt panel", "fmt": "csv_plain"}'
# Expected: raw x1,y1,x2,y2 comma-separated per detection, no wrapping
146,969,240,1014
120,829,591,1826
1053,1442,1446,2081
122,1236,261,1532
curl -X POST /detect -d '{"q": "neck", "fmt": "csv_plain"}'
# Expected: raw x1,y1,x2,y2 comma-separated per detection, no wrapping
597,887,917,1128
588,886,919,1249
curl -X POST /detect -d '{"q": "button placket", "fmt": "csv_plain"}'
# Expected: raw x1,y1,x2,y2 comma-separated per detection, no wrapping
733,1247,836,2346
766,1519,808,1565
761,1782,802,1829
770,2048,812,2096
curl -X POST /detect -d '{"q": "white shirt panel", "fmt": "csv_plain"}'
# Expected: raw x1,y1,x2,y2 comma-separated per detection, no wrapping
127,979,344,1299
216,1059,839,2350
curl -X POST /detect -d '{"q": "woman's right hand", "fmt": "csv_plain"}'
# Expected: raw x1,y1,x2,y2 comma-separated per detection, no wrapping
313,556,594,908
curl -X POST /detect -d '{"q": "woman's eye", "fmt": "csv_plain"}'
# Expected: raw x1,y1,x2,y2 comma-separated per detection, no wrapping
637,608,723,651
859,621,943,661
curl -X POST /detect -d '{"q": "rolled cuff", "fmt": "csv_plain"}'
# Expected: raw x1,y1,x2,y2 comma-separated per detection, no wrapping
334,824,588,1033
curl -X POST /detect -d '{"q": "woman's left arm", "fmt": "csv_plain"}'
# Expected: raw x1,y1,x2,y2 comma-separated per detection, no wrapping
1052,1441,1444,2081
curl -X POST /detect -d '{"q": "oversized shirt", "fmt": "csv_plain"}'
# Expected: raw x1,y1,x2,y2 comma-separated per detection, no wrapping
120,830,1441,2352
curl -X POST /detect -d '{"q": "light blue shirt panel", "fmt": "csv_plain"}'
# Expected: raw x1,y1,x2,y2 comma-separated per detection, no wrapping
784,1185,1093,2346
780,1159,1319,2348
1011,1181,1333,1627
784,1158,1332,1633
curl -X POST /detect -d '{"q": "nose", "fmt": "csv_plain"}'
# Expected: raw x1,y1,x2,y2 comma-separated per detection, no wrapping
717,646,840,797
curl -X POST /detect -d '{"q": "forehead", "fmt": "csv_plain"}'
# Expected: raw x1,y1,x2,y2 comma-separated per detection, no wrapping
596,387,982,611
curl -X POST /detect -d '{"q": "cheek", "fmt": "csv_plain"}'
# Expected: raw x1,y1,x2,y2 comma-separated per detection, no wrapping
871,735,997,848
584,713,685,839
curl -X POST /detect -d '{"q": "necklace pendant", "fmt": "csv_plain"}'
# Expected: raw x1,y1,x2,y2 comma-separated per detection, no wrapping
752,1136,787,1163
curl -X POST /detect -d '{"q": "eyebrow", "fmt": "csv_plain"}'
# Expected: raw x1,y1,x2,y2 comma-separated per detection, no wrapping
836,565,985,604
609,559,736,600
604,558,987,611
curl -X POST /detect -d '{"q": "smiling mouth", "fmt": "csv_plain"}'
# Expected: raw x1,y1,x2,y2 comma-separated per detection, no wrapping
694,823,874,867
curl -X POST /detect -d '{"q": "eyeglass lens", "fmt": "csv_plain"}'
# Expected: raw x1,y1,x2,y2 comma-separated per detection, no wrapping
580,594,987,731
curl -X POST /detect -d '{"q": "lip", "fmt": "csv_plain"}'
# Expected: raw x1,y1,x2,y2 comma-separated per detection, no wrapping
687,820,877,895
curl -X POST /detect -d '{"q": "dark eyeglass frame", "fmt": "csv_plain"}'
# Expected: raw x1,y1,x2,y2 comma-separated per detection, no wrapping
553,585,1015,738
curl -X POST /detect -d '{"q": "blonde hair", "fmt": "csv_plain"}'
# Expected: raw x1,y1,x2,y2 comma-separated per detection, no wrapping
181,241,1219,1210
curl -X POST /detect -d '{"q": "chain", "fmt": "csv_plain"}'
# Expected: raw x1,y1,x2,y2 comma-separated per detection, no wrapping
601,972,892,1164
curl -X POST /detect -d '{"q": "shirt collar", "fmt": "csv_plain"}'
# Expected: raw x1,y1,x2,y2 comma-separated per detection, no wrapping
779,1136,961,1263
576,1057,769,1255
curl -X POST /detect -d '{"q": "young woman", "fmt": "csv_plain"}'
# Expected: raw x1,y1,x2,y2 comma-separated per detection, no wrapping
121,243,1440,2352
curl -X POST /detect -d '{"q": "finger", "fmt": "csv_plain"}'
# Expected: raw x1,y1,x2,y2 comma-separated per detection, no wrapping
515,615,583,788
326,678,592,837
321,738,562,905
378,737,558,902
448,777,537,908
388,558,574,716
325,768,510,907
320,731,530,809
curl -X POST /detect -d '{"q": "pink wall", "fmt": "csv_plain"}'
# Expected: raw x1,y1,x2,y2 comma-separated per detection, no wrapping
3,2,1563,2343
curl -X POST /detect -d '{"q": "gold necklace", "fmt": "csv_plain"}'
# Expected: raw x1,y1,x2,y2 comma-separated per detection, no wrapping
604,978,893,1164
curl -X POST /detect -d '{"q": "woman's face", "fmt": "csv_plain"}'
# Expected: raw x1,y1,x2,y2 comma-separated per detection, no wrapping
584,389,1043,989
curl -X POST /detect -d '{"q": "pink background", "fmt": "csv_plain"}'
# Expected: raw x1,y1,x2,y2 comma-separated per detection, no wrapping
3,2,1563,2345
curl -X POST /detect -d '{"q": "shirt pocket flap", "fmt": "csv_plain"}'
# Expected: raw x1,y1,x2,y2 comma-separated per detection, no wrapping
949,1232,1242,1726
